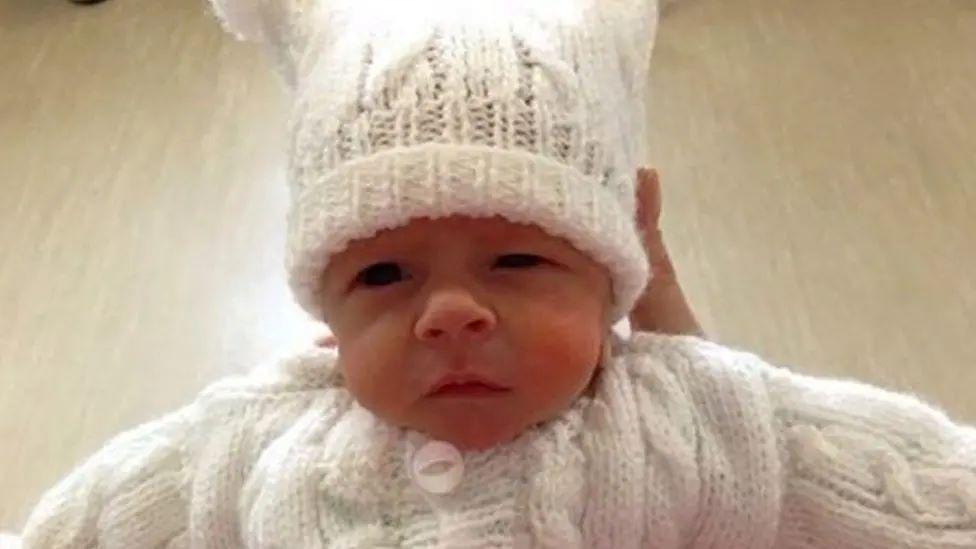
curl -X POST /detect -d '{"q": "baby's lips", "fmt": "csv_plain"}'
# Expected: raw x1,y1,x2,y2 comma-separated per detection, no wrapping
425,372,510,397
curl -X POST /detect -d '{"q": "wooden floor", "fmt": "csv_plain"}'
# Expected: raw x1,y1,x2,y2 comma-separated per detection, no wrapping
1,0,974,531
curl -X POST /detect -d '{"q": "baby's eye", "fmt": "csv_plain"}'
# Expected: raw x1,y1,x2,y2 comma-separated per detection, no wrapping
494,254,545,269
355,262,405,288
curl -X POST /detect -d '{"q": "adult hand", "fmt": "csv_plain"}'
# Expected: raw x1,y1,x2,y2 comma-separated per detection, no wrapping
628,167,704,337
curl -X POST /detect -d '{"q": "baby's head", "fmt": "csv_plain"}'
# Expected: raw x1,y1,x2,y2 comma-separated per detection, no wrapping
208,0,659,449
319,214,614,450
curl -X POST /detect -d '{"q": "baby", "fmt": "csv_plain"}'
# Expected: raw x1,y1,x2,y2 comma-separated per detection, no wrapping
11,0,976,547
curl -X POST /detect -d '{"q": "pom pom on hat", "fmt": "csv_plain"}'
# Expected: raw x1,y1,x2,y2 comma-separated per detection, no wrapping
210,0,271,42
209,0,319,86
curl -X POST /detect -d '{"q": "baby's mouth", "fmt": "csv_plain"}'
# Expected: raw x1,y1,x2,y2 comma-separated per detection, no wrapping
425,374,511,398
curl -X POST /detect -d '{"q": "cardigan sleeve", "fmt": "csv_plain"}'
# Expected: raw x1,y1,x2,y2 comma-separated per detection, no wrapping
758,359,976,548
17,402,199,549
15,347,341,549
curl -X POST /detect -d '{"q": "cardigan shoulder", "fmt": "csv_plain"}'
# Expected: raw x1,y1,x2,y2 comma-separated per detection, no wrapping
19,347,343,548
611,331,784,548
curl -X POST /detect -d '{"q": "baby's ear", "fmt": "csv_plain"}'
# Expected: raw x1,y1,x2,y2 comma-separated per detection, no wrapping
208,0,318,86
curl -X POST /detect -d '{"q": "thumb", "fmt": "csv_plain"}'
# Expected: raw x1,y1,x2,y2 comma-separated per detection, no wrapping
635,168,662,232
635,168,677,281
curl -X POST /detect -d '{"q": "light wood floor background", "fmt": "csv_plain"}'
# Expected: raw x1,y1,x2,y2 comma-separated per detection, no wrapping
1,0,974,532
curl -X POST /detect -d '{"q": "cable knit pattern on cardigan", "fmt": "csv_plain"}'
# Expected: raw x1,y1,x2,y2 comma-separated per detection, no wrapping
15,332,976,548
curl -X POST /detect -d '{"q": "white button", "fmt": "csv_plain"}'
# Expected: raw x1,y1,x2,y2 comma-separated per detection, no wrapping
411,440,464,494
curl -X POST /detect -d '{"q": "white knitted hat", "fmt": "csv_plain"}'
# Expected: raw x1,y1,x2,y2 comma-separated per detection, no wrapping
210,0,660,324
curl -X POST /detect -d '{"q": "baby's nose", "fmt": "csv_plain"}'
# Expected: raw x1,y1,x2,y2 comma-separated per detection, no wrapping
414,291,496,343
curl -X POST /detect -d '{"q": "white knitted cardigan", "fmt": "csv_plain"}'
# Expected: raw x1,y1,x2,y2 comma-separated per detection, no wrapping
13,332,976,548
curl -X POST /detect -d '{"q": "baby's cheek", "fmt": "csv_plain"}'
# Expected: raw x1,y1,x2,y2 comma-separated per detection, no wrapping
518,317,602,402
532,304,602,356
338,352,406,419
337,355,369,402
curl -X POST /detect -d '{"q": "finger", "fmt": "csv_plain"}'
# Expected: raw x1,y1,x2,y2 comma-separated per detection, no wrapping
646,169,662,226
635,168,646,229
636,168,662,224
635,168,652,231
647,230,678,281
634,169,677,281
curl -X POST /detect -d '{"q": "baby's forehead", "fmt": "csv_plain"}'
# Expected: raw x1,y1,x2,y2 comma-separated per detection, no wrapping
364,215,557,249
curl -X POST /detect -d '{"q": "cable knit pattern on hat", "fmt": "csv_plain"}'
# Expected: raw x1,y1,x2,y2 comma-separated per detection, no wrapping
15,332,976,548
206,0,657,324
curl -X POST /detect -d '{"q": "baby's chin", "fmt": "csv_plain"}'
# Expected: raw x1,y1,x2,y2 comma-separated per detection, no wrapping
426,425,521,452
411,405,566,452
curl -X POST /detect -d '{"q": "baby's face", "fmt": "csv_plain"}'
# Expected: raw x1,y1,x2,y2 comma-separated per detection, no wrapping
320,215,612,450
